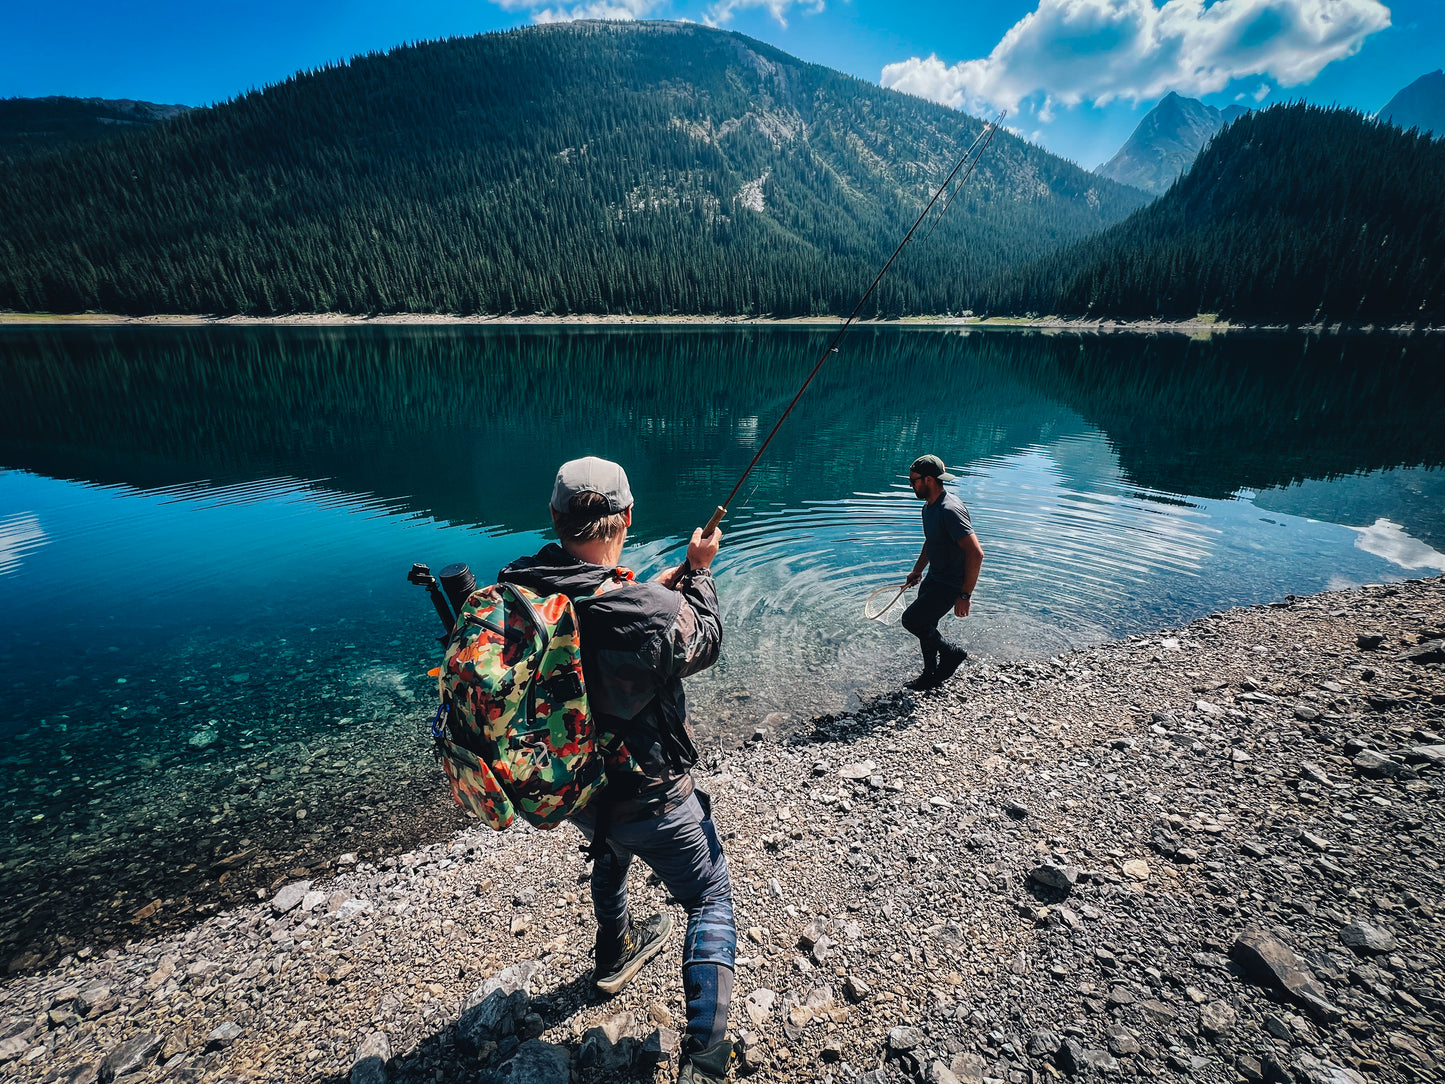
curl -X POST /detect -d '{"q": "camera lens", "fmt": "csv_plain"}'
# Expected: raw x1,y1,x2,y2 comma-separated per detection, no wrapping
439,563,477,617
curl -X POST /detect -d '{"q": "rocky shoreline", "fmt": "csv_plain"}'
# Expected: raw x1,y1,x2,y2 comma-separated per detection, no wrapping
2,576,1442,1084
2,312,1440,335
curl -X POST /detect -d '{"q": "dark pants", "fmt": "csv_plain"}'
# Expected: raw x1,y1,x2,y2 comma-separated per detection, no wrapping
901,575,961,671
573,790,736,1052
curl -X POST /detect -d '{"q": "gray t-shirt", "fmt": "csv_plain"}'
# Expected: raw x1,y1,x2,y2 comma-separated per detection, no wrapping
922,492,974,589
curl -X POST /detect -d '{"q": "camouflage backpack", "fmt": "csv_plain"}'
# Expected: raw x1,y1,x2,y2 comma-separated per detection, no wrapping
432,580,636,831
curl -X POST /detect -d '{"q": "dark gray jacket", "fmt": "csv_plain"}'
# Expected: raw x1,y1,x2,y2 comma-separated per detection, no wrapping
498,543,722,805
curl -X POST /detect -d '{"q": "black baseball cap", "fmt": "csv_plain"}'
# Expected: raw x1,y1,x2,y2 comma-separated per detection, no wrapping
909,454,956,481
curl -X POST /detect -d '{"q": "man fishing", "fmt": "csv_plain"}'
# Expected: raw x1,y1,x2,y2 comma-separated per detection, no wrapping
902,454,984,690
497,457,737,1084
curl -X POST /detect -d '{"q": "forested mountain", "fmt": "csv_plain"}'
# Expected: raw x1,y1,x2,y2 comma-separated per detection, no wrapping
0,21,1145,318
1378,70,1445,139
0,97,190,162
982,104,1445,324
1095,92,1246,195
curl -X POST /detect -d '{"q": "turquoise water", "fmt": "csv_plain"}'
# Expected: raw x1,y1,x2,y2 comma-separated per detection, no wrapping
1,324,1443,967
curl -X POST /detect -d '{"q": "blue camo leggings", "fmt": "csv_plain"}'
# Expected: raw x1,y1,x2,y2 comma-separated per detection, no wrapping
574,790,736,1052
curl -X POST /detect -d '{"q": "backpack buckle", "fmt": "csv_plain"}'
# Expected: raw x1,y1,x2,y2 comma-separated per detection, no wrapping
430,701,449,740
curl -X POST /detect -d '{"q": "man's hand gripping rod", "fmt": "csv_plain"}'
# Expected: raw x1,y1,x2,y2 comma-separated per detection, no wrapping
676,117,1002,567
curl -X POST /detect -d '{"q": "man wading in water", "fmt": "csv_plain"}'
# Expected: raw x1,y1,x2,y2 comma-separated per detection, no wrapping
498,457,737,1084
902,454,984,690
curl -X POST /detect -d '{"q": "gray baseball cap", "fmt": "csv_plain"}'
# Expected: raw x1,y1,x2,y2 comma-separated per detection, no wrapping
910,454,956,481
550,456,634,514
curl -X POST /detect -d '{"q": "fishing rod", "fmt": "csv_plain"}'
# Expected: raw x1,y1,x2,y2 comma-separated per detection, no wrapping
692,114,1003,543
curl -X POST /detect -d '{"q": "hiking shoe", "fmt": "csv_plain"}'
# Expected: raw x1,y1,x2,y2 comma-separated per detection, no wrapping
678,1037,734,1084
905,672,935,691
594,912,672,995
933,645,968,684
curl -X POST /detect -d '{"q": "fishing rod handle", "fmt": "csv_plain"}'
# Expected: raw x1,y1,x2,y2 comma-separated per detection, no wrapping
702,506,726,537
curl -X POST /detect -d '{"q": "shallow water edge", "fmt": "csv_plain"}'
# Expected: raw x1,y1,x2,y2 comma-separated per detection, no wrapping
4,575,1440,978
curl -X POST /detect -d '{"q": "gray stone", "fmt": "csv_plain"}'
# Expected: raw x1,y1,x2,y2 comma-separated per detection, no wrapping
839,761,877,781
205,1022,242,1049
1236,1054,1265,1082
744,988,776,1025
1057,1039,1118,1075
1026,1029,1061,1057
482,1040,571,1084
1339,919,1396,954
1402,642,1445,664
949,1051,986,1082
1356,633,1385,650
1107,985,1136,1006
888,1026,925,1051
1299,762,1332,785
271,880,313,915
1027,863,1079,891
798,916,830,949
1198,1000,1236,1036
927,1062,963,1084
1404,743,1445,766
1230,927,1345,1023
0,1036,29,1063
469,960,543,1005
1105,1026,1140,1056
457,989,527,1051
72,983,114,1018
1004,799,1029,819
1292,1052,1368,1084
1352,750,1401,777
350,1032,391,1084
578,1013,637,1072
99,1032,163,1080
187,729,218,750
1137,999,1178,1021
639,1027,679,1068
735,1030,765,1074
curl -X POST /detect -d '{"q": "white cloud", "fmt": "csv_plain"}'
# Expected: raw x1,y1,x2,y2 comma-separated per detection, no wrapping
704,0,826,29
493,0,827,27
1347,518,1445,572
491,0,664,23
880,0,1390,118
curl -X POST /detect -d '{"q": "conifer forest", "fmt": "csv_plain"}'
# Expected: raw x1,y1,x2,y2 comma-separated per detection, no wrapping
0,23,1441,323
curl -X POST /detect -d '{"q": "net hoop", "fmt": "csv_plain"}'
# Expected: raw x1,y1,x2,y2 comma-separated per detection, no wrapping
864,583,909,621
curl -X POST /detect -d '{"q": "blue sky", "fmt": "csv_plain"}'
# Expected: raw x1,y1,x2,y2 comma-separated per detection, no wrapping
3,1,1440,167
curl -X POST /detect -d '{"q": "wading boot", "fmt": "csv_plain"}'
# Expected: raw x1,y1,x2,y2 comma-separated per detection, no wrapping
594,912,672,995
678,1037,734,1084
905,666,936,691
933,645,968,685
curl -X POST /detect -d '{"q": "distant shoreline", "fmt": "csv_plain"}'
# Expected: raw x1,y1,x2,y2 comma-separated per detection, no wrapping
1,311,1439,334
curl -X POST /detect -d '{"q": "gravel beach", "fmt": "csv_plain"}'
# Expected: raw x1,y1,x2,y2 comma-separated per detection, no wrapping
2,576,1442,1084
